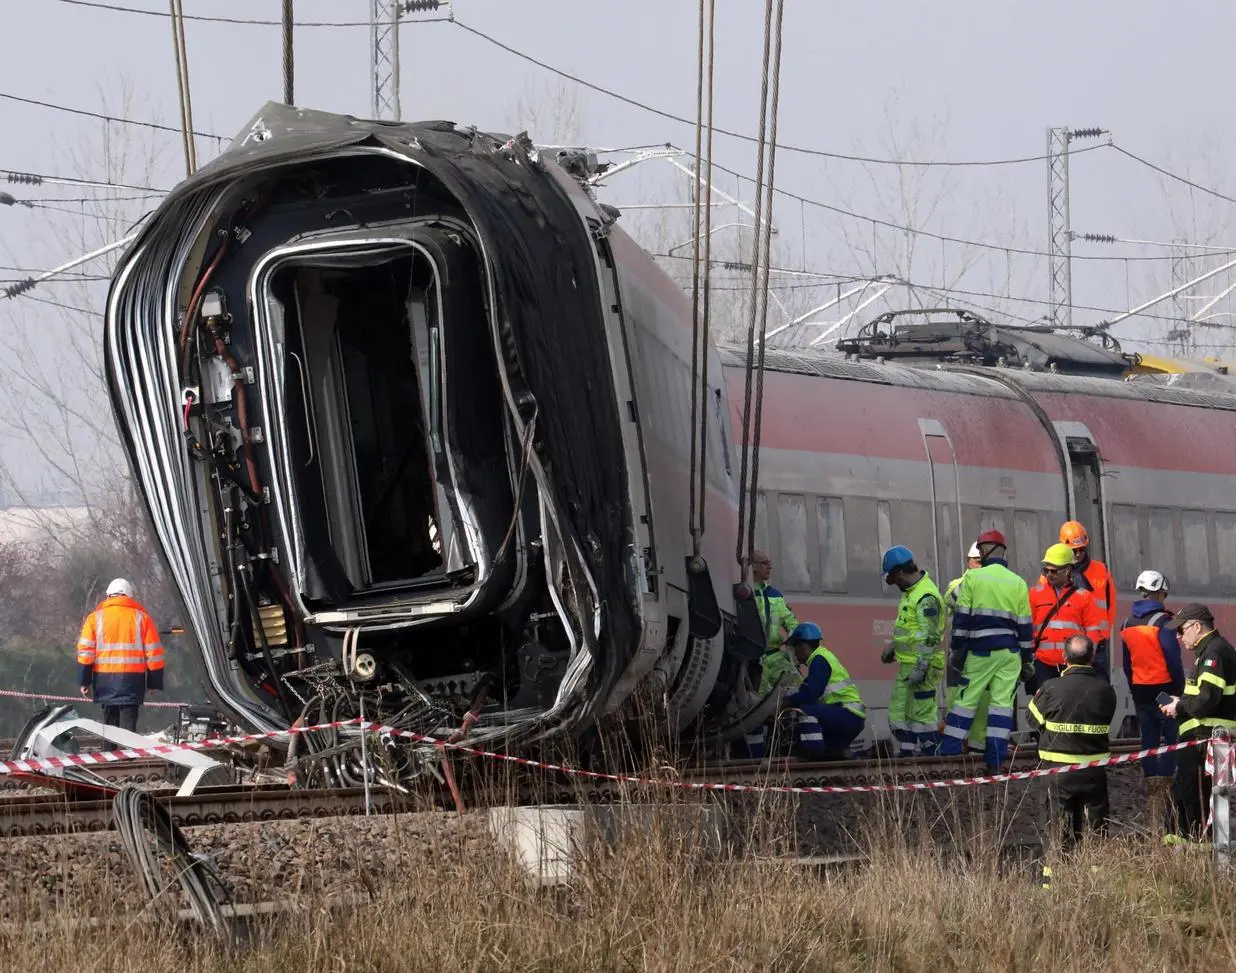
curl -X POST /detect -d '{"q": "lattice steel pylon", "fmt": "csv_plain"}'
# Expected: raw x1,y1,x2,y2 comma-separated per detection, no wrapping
371,0,402,120
1046,126,1106,329
1169,239,1195,356
1046,128,1072,328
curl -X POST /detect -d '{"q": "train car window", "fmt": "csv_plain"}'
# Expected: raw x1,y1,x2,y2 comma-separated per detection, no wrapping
1181,510,1211,589
1147,507,1178,584
845,497,881,596
1109,504,1143,589
937,503,960,580
776,494,811,592
1013,510,1041,582
1215,513,1236,587
816,497,848,592
891,501,934,581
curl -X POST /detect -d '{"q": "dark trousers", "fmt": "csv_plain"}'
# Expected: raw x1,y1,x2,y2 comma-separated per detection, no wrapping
1135,701,1179,778
1172,739,1211,840
794,703,865,759
1050,765,1109,848
100,704,140,750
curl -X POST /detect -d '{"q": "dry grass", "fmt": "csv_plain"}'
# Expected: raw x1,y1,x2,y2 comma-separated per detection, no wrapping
2,791,1235,973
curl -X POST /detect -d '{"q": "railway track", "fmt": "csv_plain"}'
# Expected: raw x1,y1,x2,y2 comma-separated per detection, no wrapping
0,759,177,792
0,738,1151,837
0,783,406,836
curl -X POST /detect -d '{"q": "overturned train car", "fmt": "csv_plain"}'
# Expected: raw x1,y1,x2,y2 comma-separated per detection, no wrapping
104,104,764,771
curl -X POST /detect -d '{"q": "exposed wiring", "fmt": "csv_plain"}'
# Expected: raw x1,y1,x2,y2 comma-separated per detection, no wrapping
112,785,231,939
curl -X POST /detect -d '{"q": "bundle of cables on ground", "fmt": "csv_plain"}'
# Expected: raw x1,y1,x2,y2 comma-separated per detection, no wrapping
112,785,233,941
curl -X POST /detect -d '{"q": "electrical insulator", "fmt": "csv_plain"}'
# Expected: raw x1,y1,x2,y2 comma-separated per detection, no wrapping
2,278,36,299
402,0,441,11
4,171,43,186
1071,127,1105,140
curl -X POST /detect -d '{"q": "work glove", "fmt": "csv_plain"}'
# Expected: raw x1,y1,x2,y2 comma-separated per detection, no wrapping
1020,659,1036,683
948,651,966,681
907,659,929,687
880,643,897,665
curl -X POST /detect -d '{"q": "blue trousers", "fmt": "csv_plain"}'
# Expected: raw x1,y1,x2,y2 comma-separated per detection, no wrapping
743,704,864,759
1135,701,1178,778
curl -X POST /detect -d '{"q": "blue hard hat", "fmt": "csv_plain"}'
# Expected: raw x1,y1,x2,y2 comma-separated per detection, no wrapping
787,621,822,643
881,545,915,575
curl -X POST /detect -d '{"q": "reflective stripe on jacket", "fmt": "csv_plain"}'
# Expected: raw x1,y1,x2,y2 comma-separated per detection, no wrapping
950,558,1032,656
892,573,945,667
1177,631,1236,739
76,595,165,706
1027,664,1117,762
1029,582,1107,667
1075,558,1116,633
754,583,798,650
786,645,864,717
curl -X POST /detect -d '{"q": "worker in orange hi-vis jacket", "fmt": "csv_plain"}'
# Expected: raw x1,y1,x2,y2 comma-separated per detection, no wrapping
76,578,165,749
1056,521,1116,674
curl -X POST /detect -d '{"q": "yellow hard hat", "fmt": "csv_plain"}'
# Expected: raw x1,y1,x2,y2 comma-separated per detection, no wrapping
1042,543,1075,568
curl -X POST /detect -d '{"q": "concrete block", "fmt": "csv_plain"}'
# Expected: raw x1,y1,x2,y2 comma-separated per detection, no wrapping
488,803,725,886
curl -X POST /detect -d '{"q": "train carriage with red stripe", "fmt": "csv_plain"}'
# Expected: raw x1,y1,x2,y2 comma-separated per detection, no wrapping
721,342,1236,741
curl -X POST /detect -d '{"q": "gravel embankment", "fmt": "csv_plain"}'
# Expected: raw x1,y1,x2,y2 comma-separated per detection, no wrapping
0,766,1163,921
0,812,496,921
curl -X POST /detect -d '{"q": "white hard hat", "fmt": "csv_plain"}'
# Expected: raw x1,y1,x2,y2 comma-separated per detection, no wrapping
1135,570,1168,593
967,543,981,559
106,577,134,598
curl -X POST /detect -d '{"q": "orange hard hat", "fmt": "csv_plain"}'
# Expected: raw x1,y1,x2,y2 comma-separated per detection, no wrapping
1059,521,1089,549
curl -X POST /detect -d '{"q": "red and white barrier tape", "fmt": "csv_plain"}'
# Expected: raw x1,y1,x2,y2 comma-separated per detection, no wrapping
0,715,1211,795
393,732,1208,795
0,688,190,709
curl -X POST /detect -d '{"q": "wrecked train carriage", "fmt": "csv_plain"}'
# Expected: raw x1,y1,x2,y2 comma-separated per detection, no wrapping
103,104,745,758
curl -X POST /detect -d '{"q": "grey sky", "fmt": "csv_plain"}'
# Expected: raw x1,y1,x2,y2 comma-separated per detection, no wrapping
2,0,1236,495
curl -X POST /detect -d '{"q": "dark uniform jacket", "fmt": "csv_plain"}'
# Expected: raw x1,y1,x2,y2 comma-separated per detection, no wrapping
1177,631,1236,740
1027,664,1117,762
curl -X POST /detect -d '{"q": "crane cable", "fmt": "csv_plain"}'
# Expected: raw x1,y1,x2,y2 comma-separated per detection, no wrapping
168,0,197,175
744,0,787,576
282,0,295,104
735,0,785,577
687,0,717,559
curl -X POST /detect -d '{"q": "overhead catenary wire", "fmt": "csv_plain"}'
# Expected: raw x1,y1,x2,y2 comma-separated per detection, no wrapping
53,0,383,27
451,19,1106,170
0,91,226,143
1111,144,1236,208
3,168,169,194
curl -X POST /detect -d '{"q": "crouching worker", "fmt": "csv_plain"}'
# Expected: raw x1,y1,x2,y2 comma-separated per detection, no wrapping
1028,634,1117,848
780,622,866,759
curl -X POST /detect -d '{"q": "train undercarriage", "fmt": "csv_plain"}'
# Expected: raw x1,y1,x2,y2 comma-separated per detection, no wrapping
104,106,706,785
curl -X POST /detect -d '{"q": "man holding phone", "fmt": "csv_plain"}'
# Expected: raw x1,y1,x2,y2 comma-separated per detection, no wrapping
1159,603,1236,841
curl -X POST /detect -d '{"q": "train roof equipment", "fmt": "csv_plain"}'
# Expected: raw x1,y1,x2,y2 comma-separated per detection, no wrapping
835,308,1134,377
